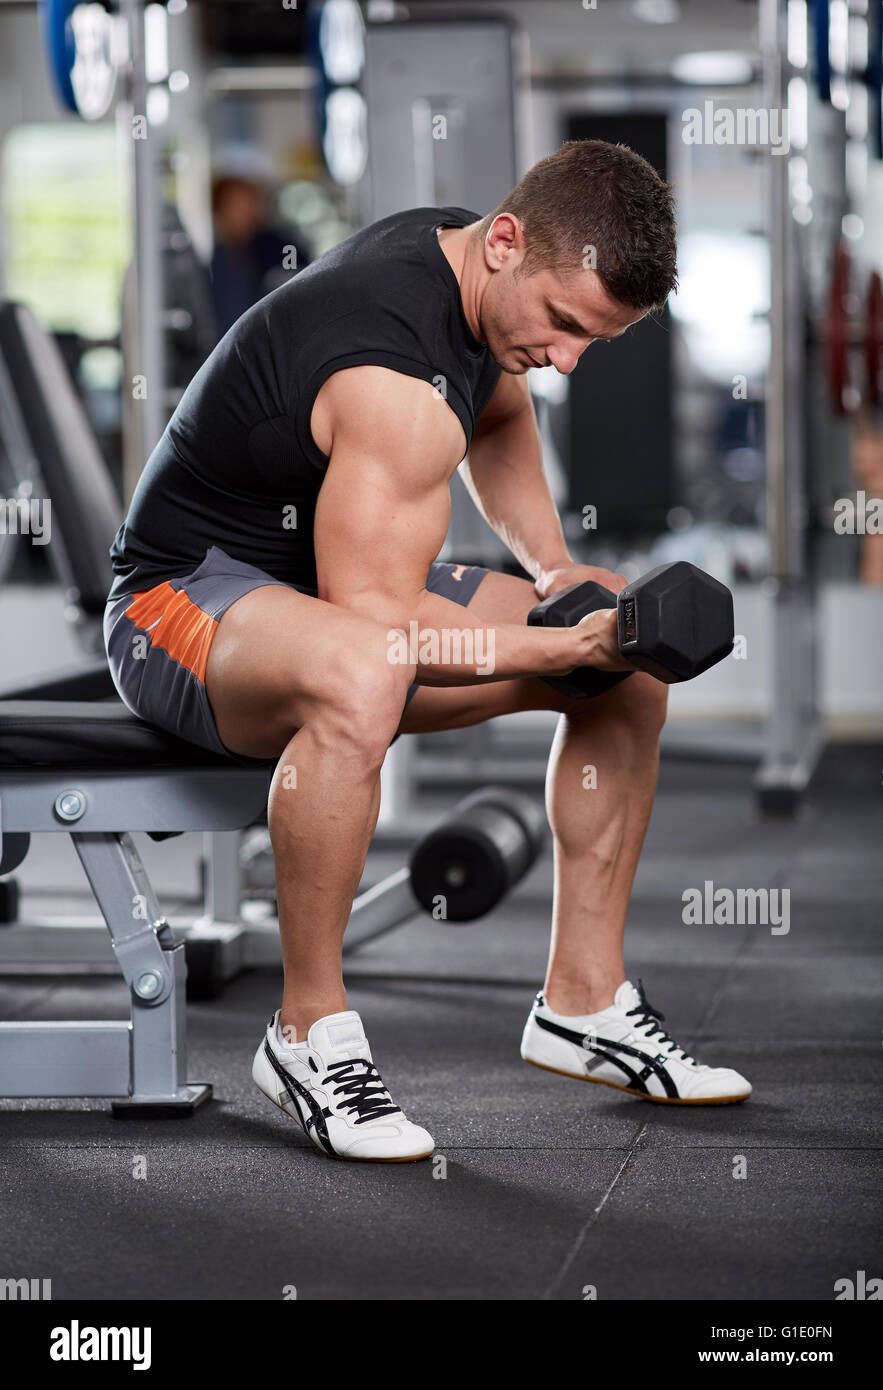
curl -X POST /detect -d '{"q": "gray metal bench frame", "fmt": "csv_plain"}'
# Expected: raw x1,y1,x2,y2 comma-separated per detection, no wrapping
0,750,270,1114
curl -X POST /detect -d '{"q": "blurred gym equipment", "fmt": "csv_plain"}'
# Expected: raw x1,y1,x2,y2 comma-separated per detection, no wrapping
756,0,823,814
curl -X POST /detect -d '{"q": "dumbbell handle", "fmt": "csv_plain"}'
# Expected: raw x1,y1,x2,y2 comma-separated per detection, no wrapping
528,580,632,700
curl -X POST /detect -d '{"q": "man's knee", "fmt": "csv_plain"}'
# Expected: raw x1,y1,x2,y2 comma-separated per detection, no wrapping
614,671,668,733
317,647,416,764
548,669,667,733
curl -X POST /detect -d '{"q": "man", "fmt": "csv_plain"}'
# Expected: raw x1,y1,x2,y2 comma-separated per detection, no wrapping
105,140,751,1164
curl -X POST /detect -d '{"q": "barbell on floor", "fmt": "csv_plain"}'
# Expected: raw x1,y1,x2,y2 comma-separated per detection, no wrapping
343,786,546,952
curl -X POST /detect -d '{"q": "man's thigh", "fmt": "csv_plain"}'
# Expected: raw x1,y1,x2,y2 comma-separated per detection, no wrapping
206,584,402,758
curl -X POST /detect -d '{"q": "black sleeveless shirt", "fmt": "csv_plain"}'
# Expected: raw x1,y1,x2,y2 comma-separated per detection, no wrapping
107,205,502,601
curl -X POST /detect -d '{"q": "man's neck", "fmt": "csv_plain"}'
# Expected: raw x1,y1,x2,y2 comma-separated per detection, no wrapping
436,225,484,344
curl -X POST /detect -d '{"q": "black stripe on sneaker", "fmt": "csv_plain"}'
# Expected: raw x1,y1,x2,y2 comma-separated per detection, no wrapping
263,1039,336,1156
580,1045,650,1094
535,1015,680,1099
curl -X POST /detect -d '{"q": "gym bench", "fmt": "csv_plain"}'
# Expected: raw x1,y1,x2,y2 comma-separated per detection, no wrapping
0,701,272,1114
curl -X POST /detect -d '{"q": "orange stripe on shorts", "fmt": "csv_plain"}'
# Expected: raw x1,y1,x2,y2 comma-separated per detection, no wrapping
126,583,218,683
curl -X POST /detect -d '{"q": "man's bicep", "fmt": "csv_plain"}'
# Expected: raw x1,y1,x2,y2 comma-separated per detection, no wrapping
313,368,463,619
314,448,451,623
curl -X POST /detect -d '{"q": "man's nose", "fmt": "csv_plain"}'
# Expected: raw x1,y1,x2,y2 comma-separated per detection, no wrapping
546,342,588,374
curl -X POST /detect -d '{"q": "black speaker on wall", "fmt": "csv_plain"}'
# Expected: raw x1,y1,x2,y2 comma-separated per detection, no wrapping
566,114,673,534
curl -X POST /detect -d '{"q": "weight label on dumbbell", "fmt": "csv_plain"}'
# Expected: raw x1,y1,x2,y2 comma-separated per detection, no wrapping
620,597,637,646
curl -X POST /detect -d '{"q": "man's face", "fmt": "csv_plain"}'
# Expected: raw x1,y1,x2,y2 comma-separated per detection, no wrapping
216,182,263,244
478,224,648,375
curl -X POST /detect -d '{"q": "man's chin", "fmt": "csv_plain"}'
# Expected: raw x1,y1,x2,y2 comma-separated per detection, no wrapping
490,348,532,375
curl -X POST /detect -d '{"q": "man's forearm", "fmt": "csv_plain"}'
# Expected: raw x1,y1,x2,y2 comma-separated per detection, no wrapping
461,407,572,591
343,587,574,685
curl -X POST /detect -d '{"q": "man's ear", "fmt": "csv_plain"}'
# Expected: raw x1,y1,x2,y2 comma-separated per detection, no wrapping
484,213,524,271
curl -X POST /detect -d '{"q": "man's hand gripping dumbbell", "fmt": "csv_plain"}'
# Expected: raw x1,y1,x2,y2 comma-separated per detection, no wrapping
528,560,735,699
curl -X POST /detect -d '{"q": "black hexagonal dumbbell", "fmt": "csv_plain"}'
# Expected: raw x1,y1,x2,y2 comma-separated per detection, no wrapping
528,561,734,698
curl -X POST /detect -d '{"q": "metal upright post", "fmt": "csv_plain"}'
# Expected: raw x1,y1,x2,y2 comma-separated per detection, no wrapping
755,0,822,813
120,0,166,501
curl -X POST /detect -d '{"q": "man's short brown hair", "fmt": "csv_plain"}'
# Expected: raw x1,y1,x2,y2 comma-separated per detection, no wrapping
475,139,678,311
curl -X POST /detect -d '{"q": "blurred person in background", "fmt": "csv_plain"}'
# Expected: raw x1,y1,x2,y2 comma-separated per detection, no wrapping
210,175,312,336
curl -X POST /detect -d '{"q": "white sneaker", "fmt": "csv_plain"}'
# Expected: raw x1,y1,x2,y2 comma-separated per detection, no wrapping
253,1008,435,1161
521,979,752,1104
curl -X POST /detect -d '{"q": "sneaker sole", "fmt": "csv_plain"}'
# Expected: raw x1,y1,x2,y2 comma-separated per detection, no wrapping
522,1056,751,1104
262,1089,435,1161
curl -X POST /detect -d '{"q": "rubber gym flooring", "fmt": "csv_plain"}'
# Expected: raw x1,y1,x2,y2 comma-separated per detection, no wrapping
1,742,880,1301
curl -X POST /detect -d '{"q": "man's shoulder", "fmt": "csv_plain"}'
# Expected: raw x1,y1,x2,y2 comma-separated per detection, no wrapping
311,205,481,268
368,204,481,232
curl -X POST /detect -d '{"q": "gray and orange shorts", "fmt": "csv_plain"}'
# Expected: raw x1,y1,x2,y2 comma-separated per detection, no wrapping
104,545,489,759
